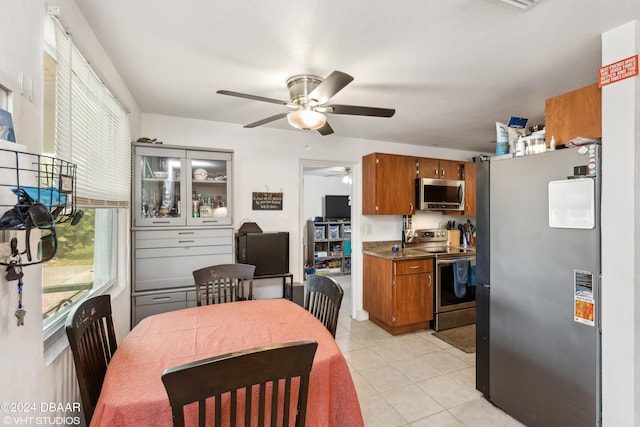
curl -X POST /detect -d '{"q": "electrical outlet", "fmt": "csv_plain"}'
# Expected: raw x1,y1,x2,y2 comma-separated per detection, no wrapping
362,223,372,235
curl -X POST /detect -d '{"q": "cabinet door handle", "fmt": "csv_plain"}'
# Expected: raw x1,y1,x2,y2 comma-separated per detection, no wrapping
441,168,445,177
152,220,171,224
178,240,195,244
178,231,195,235
434,168,438,176
409,265,420,269
428,274,432,286
152,296,171,302
201,220,219,223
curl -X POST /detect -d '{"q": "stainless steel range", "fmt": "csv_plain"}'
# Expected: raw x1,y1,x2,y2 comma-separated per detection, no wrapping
406,228,476,331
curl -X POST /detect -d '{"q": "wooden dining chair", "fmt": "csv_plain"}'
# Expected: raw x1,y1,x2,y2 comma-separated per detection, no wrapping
65,294,118,425
162,340,318,427
304,275,344,338
192,263,256,305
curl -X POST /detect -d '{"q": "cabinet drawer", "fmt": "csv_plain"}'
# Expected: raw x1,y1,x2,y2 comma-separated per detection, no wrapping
394,259,433,275
136,236,232,249
136,244,232,259
134,297,187,325
134,250,232,291
135,291,187,306
136,228,233,241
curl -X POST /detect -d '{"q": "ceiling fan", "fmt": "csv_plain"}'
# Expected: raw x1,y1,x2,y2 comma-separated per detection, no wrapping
217,71,395,136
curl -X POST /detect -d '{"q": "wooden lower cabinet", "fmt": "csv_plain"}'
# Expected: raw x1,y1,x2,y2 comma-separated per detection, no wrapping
363,254,433,335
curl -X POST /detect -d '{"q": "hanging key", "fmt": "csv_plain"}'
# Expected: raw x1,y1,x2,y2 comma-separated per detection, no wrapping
15,307,26,326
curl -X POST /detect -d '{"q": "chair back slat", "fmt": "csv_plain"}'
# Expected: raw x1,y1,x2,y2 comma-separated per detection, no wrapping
304,275,344,337
162,340,318,427
193,264,256,305
65,295,118,425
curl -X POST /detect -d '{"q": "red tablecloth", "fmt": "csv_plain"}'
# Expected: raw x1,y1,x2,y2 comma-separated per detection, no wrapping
90,299,363,427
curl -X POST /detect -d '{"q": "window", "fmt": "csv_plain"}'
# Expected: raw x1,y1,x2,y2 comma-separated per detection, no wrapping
42,18,130,335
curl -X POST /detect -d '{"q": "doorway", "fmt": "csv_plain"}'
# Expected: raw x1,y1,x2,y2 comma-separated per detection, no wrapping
300,160,353,310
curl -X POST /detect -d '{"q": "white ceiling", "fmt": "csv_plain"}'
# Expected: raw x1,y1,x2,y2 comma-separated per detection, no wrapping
73,0,639,154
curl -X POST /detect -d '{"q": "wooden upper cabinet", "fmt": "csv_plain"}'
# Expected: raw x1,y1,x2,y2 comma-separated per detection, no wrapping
463,162,476,216
362,153,416,215
416,157,464,180
545,83,601,146
440,159,464,180
416,157,440,179
441,161,476,216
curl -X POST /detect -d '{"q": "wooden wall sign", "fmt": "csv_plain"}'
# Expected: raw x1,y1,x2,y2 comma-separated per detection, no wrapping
252,192,283,210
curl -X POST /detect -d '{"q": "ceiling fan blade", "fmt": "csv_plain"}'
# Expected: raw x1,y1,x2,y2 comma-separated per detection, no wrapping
243,113,288,128
327,104,396,118
317,121,334,136
217,90,293,107
308,71,354,104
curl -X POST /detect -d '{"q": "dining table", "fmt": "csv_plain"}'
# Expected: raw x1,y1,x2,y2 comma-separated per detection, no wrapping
90,298,364,427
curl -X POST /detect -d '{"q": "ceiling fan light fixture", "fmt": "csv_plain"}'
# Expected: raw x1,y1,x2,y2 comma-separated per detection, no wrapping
342,167,352,184
287,109,327,131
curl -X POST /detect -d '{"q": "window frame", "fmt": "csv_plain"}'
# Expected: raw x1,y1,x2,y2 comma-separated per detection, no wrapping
42,16,131,356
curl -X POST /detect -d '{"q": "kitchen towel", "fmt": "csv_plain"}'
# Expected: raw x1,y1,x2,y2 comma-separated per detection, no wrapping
454,259,469,298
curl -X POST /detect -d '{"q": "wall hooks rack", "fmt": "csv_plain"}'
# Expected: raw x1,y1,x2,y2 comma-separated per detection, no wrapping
0,147,77,266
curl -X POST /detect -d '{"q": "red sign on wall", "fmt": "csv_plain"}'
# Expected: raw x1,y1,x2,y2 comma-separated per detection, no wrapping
598,55,638,87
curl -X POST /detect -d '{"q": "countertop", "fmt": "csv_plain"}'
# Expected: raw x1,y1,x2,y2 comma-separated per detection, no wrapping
362,240,476,261
362,240,436,261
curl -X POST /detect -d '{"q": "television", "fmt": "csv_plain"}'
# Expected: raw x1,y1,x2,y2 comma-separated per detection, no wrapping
324,195,351,220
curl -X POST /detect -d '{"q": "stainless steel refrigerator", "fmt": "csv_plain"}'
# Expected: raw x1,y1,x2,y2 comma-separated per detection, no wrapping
475,145,601,427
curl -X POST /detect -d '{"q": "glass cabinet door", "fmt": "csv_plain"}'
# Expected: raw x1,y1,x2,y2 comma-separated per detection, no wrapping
186,151,232,226
134,146,187,227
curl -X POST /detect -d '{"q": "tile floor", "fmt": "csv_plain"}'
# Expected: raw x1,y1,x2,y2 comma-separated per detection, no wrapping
333,275,524,427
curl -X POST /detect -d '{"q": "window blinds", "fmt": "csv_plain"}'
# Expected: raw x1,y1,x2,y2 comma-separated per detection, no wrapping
52,19,131,206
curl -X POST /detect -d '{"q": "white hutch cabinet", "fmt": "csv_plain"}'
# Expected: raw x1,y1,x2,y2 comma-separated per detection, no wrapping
131,143,234,325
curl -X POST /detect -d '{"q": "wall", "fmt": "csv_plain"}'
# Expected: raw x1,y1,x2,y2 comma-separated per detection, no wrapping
600,21,640,426
0,1,140,424
303,174,351,222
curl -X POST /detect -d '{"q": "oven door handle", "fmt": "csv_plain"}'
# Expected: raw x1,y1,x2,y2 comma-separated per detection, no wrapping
437,257,475,266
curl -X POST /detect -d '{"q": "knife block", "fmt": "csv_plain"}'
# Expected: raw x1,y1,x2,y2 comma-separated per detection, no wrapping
447,230,460,246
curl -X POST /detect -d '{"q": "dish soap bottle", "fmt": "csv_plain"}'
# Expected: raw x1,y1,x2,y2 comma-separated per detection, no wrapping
549,135,556,151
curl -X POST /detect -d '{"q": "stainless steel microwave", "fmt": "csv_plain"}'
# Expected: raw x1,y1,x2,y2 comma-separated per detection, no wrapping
416,178,465,211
